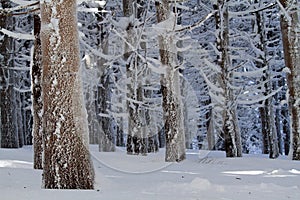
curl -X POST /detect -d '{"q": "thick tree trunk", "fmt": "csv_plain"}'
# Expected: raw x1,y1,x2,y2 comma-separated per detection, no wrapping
279,0,300,160
32,15,43,169
40,0,94,189
156,0,186,162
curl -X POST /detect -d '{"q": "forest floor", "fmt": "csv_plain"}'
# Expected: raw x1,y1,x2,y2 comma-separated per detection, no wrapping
0,145,300,200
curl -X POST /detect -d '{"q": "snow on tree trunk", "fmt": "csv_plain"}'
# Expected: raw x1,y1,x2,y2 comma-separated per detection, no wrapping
156,0,186,162
40,0,94,189
32,14,43,169
123,0,148,155
96,8,115,152
145,70,159,153
98,73,115,152
0,0,19,148
214,0,242,157
254,2,279,158
279,0,300,160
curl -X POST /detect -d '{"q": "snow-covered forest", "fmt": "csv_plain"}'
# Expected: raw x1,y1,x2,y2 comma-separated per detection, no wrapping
0,0,300,197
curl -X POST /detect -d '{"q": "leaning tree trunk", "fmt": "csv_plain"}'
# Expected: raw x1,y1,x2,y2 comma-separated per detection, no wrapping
0,0,19,148
40,0,94,189
279,0,300,160
214,0,242,157
32,14,43,169
156,0,186,162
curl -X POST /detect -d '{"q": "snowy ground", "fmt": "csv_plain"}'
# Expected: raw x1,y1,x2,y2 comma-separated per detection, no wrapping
1,145,300,200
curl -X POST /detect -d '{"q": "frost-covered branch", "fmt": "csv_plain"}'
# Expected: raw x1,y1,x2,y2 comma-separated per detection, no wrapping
0,1,39,16
229,3,276,16
175,12,215,33
275,0,292,24
10,0,38,6
238,87,283,105
0,28,34,40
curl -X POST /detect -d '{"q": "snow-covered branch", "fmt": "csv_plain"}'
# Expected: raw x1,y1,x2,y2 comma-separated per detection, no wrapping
0,28,34,40
0,1,39,16
275,0,292,25
238,87,283,105
175,12,215,33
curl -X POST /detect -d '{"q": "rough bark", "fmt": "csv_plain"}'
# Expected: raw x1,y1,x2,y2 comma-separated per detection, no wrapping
156,0,186,162
279,0,300,160
40,0,94,189
32,14,43,169
0,1,19,148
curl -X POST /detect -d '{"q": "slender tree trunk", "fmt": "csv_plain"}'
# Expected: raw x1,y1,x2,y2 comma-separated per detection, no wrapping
0,1,19,148
32,14,43,169
116,88,125,147
275,107,283,154
145,72,159,153
123,0,148,155
98,73,115,151
279,0,300,160
214,0,242,157
40,0,94,189
207,110,216,150
156,0,186,162
282,106,290,155
254,3,279,158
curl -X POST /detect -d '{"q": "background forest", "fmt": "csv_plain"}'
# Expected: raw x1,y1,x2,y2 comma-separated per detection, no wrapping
0,0,300,186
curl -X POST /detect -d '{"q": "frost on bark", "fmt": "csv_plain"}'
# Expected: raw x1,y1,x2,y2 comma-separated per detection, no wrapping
40,0,94,189
32,14,43,169
0,1,19,148
254,2,279,158
279,0,300,160
95,4,115,152
156,0,186,162
123,0,148,155
98,73,115,152
214,0,242,157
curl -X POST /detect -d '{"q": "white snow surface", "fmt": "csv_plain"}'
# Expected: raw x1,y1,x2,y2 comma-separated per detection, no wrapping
0,145,300,200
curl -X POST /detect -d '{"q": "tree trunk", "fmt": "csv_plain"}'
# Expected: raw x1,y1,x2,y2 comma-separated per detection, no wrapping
0,1,19,148
123,0,148,155
214,0,242,157
156,0,186,162
98,73,115,152
32,14,43,169
282,106,290,155
254,2,279,158
40,0,94,189
207,111,216,150
279,0,300,160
